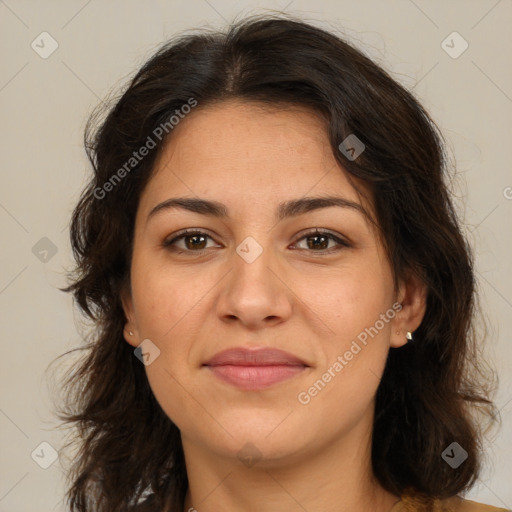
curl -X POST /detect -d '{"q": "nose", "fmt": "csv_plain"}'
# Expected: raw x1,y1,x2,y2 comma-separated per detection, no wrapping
216,240,293,330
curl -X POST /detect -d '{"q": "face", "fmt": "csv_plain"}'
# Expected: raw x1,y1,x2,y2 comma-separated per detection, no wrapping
122,99,424,468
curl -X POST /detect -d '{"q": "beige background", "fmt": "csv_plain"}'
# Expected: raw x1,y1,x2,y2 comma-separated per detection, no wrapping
0,1,511,510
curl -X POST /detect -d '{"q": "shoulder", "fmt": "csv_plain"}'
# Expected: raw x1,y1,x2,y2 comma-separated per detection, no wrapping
437,496,510,512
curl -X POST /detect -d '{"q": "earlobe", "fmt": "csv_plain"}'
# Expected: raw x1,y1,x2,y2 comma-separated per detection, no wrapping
123,326,139,347
391,327,411,349
121,284,139,347
391,272,428,348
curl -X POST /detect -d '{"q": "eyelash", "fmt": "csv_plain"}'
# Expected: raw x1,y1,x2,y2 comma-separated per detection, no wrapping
162,228,351,256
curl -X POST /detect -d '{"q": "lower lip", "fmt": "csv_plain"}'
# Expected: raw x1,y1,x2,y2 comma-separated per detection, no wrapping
205,364,307,390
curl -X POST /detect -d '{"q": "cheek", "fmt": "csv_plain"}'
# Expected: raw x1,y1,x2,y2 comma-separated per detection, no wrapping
131,253,205,340
305,260,395,395
131,263,207,428
306,261,394,337
293,275,393,440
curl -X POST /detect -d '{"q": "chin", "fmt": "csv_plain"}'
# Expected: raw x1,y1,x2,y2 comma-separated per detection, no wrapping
214,435,308,470
200,419,310,464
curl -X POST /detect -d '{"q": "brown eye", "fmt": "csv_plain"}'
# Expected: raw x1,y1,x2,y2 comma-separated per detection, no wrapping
163,230,218,253
292,229,350,253
306,233,330,250
183,234,208,250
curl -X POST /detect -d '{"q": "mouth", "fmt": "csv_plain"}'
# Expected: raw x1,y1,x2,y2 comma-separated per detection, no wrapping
203,347,309,390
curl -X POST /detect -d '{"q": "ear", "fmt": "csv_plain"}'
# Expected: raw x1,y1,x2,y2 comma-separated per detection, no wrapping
120,282,140,348
390,271,428,348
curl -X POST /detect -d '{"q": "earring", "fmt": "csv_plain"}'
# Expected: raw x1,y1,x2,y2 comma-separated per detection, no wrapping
129,331,134,336
406,331,413,341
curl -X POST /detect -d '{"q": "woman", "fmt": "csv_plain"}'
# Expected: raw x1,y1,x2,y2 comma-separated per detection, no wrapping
57,13,508,512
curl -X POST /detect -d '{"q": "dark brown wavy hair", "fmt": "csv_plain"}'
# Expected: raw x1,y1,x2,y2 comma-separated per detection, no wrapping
53,12,500,512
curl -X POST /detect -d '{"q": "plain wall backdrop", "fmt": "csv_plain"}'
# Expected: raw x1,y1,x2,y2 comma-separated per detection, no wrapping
0,1,511,511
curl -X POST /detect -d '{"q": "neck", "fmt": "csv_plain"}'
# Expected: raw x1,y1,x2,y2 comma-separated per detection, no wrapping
181,409,400,512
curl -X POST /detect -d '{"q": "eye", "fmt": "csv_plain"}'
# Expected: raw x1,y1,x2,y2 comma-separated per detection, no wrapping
163,229,220,254
291,229,350,253
163,228,351,255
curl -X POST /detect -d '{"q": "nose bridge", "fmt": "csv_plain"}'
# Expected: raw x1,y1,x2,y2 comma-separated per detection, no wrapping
217,233,292,327
232,233,279,297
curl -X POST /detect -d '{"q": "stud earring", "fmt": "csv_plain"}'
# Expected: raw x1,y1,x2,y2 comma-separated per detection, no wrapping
406,331,413,341
129,331,134,336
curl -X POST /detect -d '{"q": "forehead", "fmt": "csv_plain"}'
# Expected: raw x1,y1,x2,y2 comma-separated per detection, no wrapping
138,99,372,219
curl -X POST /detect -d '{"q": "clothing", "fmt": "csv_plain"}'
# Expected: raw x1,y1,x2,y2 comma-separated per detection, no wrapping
389,487,510,512
132,488,511,511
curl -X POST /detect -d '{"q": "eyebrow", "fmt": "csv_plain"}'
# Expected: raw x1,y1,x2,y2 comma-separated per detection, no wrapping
147,195,368,224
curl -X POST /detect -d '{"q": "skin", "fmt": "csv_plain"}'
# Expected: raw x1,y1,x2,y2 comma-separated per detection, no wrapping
122,99,427,512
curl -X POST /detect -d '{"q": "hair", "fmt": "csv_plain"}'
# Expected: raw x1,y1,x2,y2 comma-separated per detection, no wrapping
54,12,500,512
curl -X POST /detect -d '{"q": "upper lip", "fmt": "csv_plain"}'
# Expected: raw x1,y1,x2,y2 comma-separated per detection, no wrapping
204,347,309,367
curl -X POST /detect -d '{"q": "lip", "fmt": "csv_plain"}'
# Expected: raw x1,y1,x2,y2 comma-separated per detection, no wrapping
203,347,309,390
